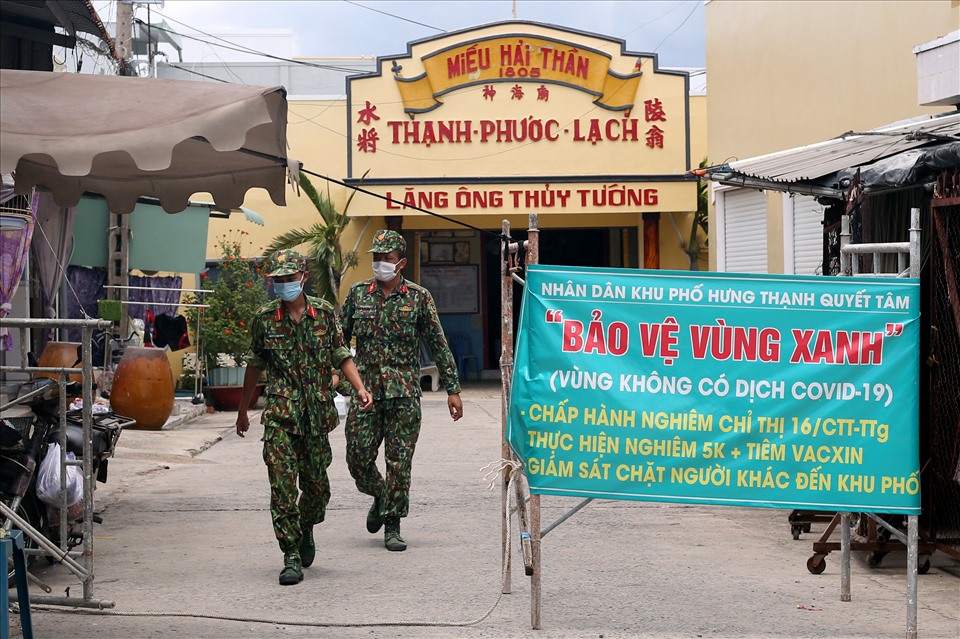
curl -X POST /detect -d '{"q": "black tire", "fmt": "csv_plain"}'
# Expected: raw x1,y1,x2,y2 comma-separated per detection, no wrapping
807,554,827,574
867,552,885,568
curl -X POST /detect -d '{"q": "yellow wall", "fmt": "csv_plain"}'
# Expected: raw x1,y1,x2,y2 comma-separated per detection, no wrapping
205,22,707,297
689,94,708,167
208,25,706,290
706,0,956,159
349,25,690,180
205,98,357,260
706,0,958,270
678,92,708,270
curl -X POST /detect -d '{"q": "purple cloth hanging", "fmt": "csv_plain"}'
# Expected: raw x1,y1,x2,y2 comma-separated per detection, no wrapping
0,187,34,350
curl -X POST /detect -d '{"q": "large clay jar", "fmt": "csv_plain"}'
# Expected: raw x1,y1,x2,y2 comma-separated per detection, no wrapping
34,341,83,384
109,346,174,430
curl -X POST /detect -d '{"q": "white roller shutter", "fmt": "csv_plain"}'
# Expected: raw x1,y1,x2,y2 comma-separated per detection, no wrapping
793,195,824,275
722,188,767,273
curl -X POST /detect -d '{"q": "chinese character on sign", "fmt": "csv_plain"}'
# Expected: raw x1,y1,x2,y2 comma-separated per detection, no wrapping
510,84,524,100
536,84,549,101
644,98,666,122
646,125,664,149
357,128,379,153
357,100,380,125
482,85,497,100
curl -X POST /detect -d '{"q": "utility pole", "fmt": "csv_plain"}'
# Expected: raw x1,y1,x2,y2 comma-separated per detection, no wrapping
147,4,154,76
109,0,135,338
115,0,134,75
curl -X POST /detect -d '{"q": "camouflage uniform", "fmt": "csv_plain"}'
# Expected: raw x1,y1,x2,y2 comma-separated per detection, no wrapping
245,253,352,556
340,233,460,522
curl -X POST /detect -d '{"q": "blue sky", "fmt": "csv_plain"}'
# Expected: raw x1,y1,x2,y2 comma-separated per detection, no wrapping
99,1,705,69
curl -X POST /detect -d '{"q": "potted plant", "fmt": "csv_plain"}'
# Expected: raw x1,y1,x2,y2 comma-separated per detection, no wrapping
184,231,270,409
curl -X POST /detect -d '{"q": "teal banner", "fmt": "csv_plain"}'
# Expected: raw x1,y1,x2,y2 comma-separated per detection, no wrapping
507,265,921,514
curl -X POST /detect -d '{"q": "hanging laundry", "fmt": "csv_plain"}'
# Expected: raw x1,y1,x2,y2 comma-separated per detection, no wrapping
153,313,190,351
144,310,155,347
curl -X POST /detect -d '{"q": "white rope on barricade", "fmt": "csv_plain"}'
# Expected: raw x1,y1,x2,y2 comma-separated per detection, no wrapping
27,458,528,629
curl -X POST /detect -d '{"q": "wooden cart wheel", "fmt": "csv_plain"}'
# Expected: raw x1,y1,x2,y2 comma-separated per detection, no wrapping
918,557,931,574
807,554,827,574
802,523,811,533
791,525,802,540
867,552,885,568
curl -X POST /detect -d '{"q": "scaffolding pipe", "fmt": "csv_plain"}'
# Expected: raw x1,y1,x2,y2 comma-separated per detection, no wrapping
842,242,910,254
906,515,918,639
840,513,851,602
908,208,920,278
840,215,851,275
500,219,514,595
541,498,594,538
0,316,111,606
527,213,541,630
836,209,921,637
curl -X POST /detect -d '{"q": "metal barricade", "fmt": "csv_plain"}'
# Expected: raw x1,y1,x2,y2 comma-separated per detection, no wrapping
0,317,117,609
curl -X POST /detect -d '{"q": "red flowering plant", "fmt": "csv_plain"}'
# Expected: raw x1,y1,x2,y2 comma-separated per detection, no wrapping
184,231,270,374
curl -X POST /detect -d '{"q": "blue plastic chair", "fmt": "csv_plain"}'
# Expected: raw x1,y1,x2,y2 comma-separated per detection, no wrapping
448,331,480,382
1,529,34,639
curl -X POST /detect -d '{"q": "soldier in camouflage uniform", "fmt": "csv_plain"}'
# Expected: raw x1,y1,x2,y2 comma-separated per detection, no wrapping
236,249,373,585
340,230,463,552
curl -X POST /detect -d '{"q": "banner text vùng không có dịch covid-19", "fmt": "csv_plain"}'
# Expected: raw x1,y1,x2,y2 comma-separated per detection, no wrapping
507,265,921,514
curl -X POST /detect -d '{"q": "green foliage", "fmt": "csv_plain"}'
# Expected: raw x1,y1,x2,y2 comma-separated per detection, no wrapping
686,156,711,270
263,171,365,308
185,231,270,372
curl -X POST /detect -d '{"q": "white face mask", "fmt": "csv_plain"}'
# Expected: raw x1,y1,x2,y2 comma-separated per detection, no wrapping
372,260,400,282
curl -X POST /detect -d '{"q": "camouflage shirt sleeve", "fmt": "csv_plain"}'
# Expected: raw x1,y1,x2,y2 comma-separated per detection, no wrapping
330,313,352,368
340,284,356,344
419,289,461,395
244,309,269,371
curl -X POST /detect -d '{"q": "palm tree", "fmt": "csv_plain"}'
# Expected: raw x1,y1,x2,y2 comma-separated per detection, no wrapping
686,157,710,271
263,171,369,308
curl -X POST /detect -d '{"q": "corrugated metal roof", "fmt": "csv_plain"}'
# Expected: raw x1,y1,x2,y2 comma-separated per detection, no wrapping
727,112,960,183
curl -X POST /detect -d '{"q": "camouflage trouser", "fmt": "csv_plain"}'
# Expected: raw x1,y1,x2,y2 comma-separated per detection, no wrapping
345,396,421,520
262,425,333,554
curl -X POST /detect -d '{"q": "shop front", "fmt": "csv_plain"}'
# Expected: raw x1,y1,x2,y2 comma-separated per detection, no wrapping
342,21,699,378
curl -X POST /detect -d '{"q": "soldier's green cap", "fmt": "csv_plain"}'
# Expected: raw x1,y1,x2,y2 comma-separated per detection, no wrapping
264,249,307,277
368,229,406,254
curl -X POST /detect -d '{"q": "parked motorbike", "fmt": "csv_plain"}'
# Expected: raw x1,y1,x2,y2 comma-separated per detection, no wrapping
1,376,126,584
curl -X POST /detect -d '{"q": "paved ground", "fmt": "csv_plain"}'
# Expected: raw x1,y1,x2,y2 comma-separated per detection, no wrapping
14,383,960,638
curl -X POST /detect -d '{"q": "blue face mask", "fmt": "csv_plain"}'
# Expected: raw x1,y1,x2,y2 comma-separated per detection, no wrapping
273,278,303,302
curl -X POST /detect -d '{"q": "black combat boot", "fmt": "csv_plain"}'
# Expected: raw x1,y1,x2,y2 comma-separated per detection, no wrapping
383,517,406,551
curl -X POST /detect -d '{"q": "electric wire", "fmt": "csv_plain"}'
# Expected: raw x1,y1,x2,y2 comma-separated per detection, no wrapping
343,0,445,33
26,460,527,630
299,168,499,238
141,15,370,74
146,2,702,74
163,64,230,83
618,0,694,40
32,214,92,322
98,4,703,242
650,0,700,57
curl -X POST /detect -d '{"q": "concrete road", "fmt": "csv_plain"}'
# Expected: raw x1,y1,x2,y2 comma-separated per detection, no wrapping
21,383,960,639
